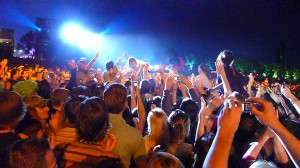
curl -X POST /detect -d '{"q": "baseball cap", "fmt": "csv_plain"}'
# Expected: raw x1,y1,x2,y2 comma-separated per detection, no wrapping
24,95,48,108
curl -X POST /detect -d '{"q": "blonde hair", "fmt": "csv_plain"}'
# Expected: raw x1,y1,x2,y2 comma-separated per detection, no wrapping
147,108,170,148
168,109,191,143
148,152,184,168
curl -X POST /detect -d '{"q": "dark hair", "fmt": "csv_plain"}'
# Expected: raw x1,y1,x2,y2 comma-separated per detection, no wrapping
128,57,137,65
105,61,114,71
10,69,19,78
71,85,91,98
95,84,105,99
0,91,26,129
50,88,70,106
104,83,127,114
140,79,151,94
235,113,262,142
15,118,42,137
198,64,213,80
148,79,156,93
76,97,109,142
124,80,131,88
64,96,87,125
218,50,234,66
180,98,199,122
152,96,162,108
37,79,52,99
96,157,122,168
8,138,52,168
193,133,215,168
86,80,98,96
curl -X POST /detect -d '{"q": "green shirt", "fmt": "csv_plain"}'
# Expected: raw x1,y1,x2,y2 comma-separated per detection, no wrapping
108,113,146,168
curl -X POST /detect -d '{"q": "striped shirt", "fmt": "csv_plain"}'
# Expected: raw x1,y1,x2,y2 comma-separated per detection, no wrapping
53,127,76,147
54,134,120,168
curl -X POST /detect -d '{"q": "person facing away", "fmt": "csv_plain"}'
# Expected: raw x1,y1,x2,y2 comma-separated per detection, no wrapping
54,97,121,168
8,138,57,168
104,83,147,168
0,91,26,167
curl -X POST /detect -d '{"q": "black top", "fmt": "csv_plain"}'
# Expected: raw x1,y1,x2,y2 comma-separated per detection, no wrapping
0,132,20,167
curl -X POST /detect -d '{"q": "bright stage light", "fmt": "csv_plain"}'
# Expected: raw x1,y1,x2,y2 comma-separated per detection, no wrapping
60,23,103,51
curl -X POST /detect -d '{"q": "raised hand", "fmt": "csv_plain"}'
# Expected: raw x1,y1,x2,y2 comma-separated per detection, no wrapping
215,59,225,75
94,52,100,60
179,74,192,89
165,76,174,90
131,71,137,81
247,97,280,128
207,95,226,112
218,99,242,135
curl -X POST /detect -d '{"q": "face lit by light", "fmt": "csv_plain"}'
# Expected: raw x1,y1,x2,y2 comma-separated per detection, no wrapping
35,106,50,120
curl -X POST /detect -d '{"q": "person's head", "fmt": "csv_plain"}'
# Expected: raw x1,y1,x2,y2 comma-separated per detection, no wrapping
24,95,50,121
12,80,38,99
36,72,43,81
11,69,21,80
148,152,184,168
37,79,52,99
0,91,26,130
76,97,110,142
77,60,87,71
21,70,29,80
147,108,170,145
16,118,43,138
180,98,199,122
105,61,114,71
71,85,91,98
249,160,278,168
50,88,70,107
193,132,215,168
152,96,162,108
149,79,156,93
64,96,87,125
168,109,191,143
124,80,132,94
128,57,137,69
8,138,57,168
95,84,105,99
140,79,151,94
104,83,128,114
86,79,98,96
198,64,211,76
235,113,262,142
217,50,234,67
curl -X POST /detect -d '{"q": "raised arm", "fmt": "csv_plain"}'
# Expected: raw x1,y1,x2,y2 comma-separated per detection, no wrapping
86,52,100,70
281,86,300,115
247,97,300,167
203,99,242,168
243,127,275,161
161,76,174,116
180,74,201,110
195,97,209,142
215,59,232,96
135,87,146,133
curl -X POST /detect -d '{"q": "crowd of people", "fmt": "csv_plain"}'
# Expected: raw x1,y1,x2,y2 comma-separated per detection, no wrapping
0,49,300,168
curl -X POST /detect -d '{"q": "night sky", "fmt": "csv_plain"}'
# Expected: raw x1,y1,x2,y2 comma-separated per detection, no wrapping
1,0,300,64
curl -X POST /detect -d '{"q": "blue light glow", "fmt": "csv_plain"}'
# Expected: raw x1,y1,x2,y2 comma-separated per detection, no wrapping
60,22,103,52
